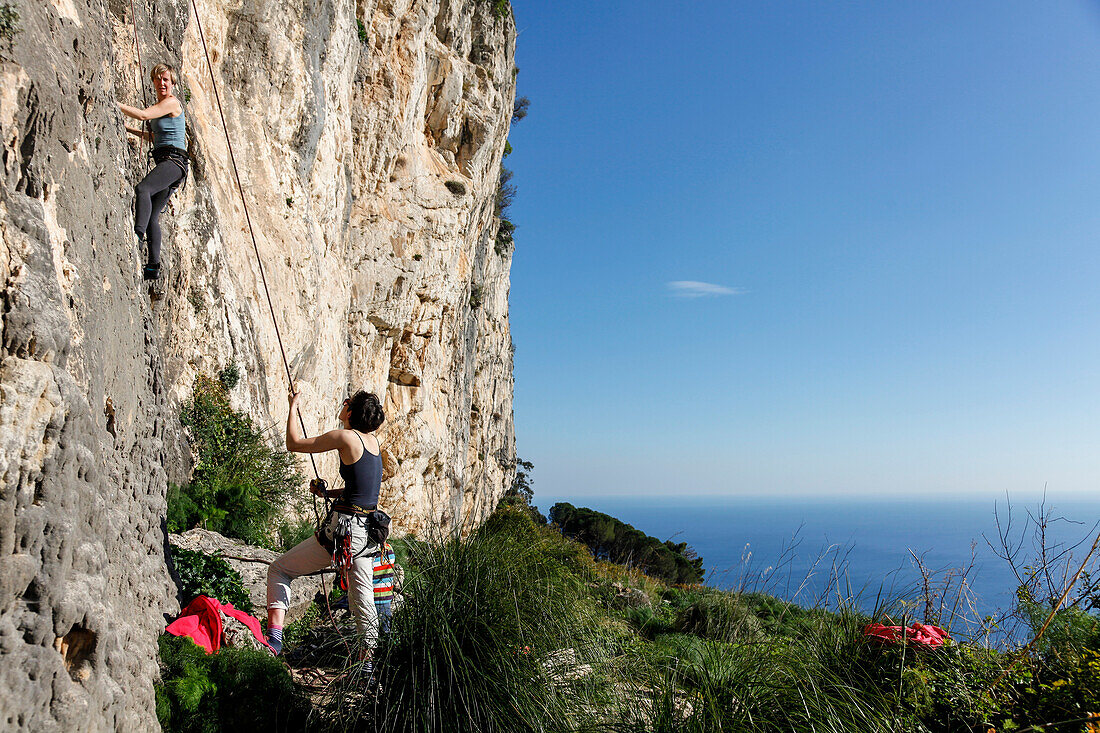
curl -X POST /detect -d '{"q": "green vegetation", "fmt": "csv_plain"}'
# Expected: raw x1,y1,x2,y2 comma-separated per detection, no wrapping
159,442,1100,733
323,506,598,731
494,218,515,255
155,634,311,732
166,373,304,550
356,18,368,44
512,95,530,123
216,362,240,390
550,502,705,585
494,97,528,256
0,3,18,44
444,179,467,195
483,0,509,20
301,500,1098,731
186,287,204,314
469,283,484,309
496,456,546,524
169,546,253,613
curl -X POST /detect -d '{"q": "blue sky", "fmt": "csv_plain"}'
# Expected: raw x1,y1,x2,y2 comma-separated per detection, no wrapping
505,1,1100,500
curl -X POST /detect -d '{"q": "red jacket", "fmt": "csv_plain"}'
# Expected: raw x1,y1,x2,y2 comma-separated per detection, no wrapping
165,595,273,654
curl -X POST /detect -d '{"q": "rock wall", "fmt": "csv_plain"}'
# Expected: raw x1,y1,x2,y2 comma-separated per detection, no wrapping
0,0,517,727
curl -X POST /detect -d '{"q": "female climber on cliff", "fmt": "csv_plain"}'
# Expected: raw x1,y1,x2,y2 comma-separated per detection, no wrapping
265,387,387,659
117,63,189,283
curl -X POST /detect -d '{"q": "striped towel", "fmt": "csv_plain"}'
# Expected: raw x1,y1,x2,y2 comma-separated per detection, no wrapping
373,542,398,633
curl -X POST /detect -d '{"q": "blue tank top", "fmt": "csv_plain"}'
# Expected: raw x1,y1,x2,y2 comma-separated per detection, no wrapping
337,432,382,510
151,103,186,150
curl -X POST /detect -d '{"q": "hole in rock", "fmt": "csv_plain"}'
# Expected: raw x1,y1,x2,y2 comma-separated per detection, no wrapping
55,625,96,682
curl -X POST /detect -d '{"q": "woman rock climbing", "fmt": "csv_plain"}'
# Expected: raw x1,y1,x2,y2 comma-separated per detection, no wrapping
265,388,388,659
117,63,189,282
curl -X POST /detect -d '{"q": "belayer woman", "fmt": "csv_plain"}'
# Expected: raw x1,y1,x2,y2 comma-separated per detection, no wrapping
117,63,189,282
265,388,387,658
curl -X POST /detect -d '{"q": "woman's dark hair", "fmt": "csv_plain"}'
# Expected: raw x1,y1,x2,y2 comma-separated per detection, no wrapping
347,391,384,432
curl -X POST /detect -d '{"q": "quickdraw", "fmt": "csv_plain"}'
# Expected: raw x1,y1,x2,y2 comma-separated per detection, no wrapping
335,531,354,591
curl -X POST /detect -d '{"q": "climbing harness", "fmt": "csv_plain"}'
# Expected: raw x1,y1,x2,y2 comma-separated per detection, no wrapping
149,145,190,194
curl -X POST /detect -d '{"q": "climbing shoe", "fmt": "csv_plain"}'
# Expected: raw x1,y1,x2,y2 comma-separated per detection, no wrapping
143,263,160,281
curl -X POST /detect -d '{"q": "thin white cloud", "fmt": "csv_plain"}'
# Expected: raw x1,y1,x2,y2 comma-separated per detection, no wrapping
667,281,746,298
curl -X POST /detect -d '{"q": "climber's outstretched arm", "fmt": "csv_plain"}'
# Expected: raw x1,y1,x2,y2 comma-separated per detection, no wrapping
117,96,180,122
286,387,347,454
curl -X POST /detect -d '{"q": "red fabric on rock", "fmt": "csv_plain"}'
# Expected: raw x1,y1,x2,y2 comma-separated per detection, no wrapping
165,595,273,654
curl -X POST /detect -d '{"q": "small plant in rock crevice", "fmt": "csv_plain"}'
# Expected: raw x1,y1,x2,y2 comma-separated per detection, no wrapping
216,362,240,390
186,287,204,314
0,4,19,45
469,283,485,309
494,218,515,255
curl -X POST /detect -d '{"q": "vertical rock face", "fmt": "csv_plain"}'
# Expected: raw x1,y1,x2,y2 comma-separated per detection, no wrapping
0,0,516,727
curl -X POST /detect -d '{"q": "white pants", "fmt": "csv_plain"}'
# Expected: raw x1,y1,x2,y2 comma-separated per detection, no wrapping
266,512,379,644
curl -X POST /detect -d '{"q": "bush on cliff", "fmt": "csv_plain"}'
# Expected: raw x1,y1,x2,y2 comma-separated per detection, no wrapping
167,373,303,549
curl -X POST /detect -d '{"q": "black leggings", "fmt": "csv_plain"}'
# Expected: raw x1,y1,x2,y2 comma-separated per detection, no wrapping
134,161,185,266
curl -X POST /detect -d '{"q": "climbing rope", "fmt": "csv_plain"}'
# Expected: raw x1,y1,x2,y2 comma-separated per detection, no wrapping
186,0,354,658
186,0,320,483
128,0,150,156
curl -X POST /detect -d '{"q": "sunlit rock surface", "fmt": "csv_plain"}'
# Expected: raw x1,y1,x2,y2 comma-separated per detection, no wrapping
1,0,516,727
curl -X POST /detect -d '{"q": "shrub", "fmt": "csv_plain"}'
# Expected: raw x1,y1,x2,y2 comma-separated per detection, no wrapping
494,218,515,255
168,374,302,549
674,592,764,643
444,180,466,195
512,96,530,124
169,546,253,613
550,502,705,584
0,4,18,43
155,634,311,732
216,363,240,390
494,457,545,523
469,283,484,309
494,167,515,217
1012,646,1100,729
356,17,368,43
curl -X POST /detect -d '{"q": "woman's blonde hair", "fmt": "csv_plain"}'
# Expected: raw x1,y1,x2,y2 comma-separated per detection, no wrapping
150,63,177,85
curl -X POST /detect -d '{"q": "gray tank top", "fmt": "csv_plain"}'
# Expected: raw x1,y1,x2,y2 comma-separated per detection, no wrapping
151,103,186,150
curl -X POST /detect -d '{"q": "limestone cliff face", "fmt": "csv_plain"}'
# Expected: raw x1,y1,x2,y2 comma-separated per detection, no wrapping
0,0,517,727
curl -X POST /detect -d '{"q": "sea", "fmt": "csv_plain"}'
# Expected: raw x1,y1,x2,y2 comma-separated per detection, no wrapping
534,493,1100,641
